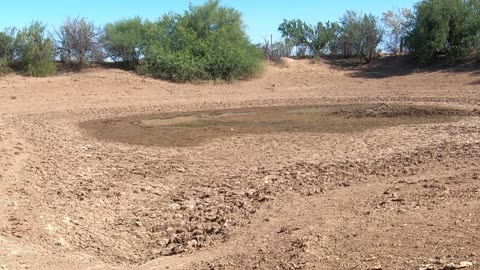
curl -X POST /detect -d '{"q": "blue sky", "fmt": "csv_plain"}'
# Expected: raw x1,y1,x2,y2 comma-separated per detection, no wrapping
1,0,417,43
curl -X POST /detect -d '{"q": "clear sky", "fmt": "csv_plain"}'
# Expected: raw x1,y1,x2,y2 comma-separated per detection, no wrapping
0,0,418,43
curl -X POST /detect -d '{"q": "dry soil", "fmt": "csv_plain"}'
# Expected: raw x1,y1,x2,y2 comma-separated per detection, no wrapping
0,58,479,270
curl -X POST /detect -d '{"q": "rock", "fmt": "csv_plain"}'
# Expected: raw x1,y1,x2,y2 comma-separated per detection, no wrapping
150,248,162,256
182,200,196,210
187,239,198,248
176,167,186,173
169,203,181,210
193,229,204,235
194,234,206,242
54,237,70,247
263,175,277,183
161,247,174,256
442,261,474,270
436,257,448,264
154,238,169,247
418,264,434,270
458,262,474,268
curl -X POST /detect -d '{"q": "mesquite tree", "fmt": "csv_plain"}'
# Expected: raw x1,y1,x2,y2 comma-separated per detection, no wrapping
57,17,101,66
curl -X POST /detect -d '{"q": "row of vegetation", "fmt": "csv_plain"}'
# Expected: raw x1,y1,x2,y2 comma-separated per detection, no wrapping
1,0,479,81
0,0,262,81
266,0,480,65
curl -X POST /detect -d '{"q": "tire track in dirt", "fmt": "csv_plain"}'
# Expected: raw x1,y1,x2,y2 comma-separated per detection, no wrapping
0,117,47,269
0,116,117,270
0,117,30,234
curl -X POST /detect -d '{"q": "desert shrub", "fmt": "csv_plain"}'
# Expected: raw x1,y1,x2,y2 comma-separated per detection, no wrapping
0,59,12,75
144,48,209,82
319,22,341,55
204,27,262,80
0,29,15,62
406,0,480,64
0,28,16,74
260,38,294,60
102,17,144,68
56,17,101,68
143,0,262,82
15,21,56,76
271,40,294,58
277,13,381,62
382,8,413,55
278,19,312,56
336,11,383,63
278,19,339,56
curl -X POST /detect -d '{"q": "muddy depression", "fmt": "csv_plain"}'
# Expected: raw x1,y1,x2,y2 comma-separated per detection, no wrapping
79,104,472,147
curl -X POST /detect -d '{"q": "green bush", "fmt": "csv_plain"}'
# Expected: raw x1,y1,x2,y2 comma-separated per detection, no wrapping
143,0,262,82
406,0,480,64
0,59,12,75
103,17,144,68
0,28,15,75
145,49,209,81
15,22,56,76
0,30,15,61
337,11,383,63
278,19,339,56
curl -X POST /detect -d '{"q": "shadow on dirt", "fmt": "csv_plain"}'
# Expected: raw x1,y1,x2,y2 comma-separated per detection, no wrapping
98,61,137,71
324,55,480,80
469,79,480,85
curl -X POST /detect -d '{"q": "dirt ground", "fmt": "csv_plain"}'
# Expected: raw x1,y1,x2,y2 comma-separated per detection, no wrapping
0,57,479,270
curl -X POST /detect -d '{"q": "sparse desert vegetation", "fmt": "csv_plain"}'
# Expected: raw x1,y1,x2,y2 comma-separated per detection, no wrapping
1,0,479,79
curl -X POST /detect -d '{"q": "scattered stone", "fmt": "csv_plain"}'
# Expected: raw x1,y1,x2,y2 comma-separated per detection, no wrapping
54,237,70,248
441,262,474,270
176,167,186,173
418,264,435,270
187,239,198,248
161,247,174,256
169,203,182,210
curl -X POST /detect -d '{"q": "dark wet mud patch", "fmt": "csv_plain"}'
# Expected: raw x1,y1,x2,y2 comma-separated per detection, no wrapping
79,104,476,147
341,103,480,118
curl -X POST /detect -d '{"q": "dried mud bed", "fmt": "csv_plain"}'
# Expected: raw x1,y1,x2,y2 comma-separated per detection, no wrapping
0,59,480,270
79,104,476,147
